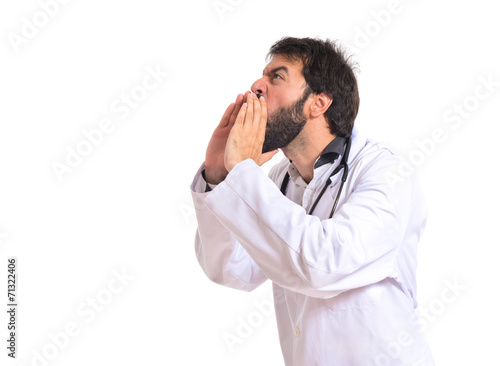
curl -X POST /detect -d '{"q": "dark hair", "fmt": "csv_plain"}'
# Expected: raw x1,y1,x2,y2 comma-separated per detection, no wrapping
267,37,360,138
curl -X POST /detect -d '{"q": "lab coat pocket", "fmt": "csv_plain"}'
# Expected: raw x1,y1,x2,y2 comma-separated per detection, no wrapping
323,280,385,312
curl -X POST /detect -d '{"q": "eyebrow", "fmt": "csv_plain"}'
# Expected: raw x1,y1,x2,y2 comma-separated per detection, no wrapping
262,65,289,77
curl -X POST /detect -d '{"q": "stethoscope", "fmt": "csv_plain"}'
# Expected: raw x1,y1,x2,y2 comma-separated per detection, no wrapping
279,136,351,219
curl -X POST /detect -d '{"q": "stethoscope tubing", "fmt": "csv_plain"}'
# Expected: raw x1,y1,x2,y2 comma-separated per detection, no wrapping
280,136,351,219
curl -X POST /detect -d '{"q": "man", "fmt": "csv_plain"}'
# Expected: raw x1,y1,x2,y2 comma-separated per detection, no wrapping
190,37,434,365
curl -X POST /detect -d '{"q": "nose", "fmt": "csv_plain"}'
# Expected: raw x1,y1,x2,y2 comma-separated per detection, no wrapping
251,77,267,97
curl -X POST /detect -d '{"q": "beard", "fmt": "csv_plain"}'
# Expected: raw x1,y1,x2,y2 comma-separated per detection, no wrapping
261,90,311,153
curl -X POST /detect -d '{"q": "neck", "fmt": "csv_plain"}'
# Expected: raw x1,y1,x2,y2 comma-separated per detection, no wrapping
282,126,336,184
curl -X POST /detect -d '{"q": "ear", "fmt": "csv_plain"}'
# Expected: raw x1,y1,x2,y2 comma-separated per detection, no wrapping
308,92,332,118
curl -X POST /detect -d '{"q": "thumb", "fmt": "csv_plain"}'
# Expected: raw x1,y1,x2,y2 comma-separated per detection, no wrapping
257,149,279,166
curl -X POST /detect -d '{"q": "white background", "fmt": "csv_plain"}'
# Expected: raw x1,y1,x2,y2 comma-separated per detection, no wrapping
1,0,499,365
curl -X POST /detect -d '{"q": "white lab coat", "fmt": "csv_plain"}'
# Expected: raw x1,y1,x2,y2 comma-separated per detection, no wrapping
190,127,434,365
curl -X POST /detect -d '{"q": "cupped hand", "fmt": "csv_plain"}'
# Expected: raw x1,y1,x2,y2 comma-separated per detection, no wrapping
224,92,279,173
204,93,244,184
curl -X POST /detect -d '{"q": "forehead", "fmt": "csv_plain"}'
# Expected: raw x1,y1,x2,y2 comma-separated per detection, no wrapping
264,54,304,77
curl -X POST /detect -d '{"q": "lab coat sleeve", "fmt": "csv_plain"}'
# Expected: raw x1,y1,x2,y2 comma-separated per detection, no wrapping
190,164,268,292
201,150,421,299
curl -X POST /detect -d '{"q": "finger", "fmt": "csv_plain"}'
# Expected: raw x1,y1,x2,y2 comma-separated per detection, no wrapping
244,93,254,127
243,90,252,104
228,94,244,126
258,95,268,136
234,102,248,127
257,149,279,166
219,103,236,128
252,93,261,130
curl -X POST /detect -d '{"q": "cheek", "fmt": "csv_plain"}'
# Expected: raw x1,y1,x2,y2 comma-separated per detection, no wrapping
266,103,275,116
266,95,284,117
265,102,276,119
267,91,293,114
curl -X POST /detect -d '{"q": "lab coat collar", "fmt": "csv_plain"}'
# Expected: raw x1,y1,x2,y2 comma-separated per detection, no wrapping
285,124,361,187
313,135,347,169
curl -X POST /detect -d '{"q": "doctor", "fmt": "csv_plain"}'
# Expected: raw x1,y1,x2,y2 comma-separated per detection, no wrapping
190,37,434,365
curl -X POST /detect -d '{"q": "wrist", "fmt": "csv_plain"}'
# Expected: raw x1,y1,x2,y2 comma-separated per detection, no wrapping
203,166,227,185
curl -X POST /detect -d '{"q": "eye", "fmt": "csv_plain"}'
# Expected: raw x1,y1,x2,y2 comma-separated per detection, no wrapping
273,73,283,80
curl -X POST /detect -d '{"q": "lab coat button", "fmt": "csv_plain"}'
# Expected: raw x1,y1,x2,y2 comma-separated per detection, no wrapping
295,326,300,338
